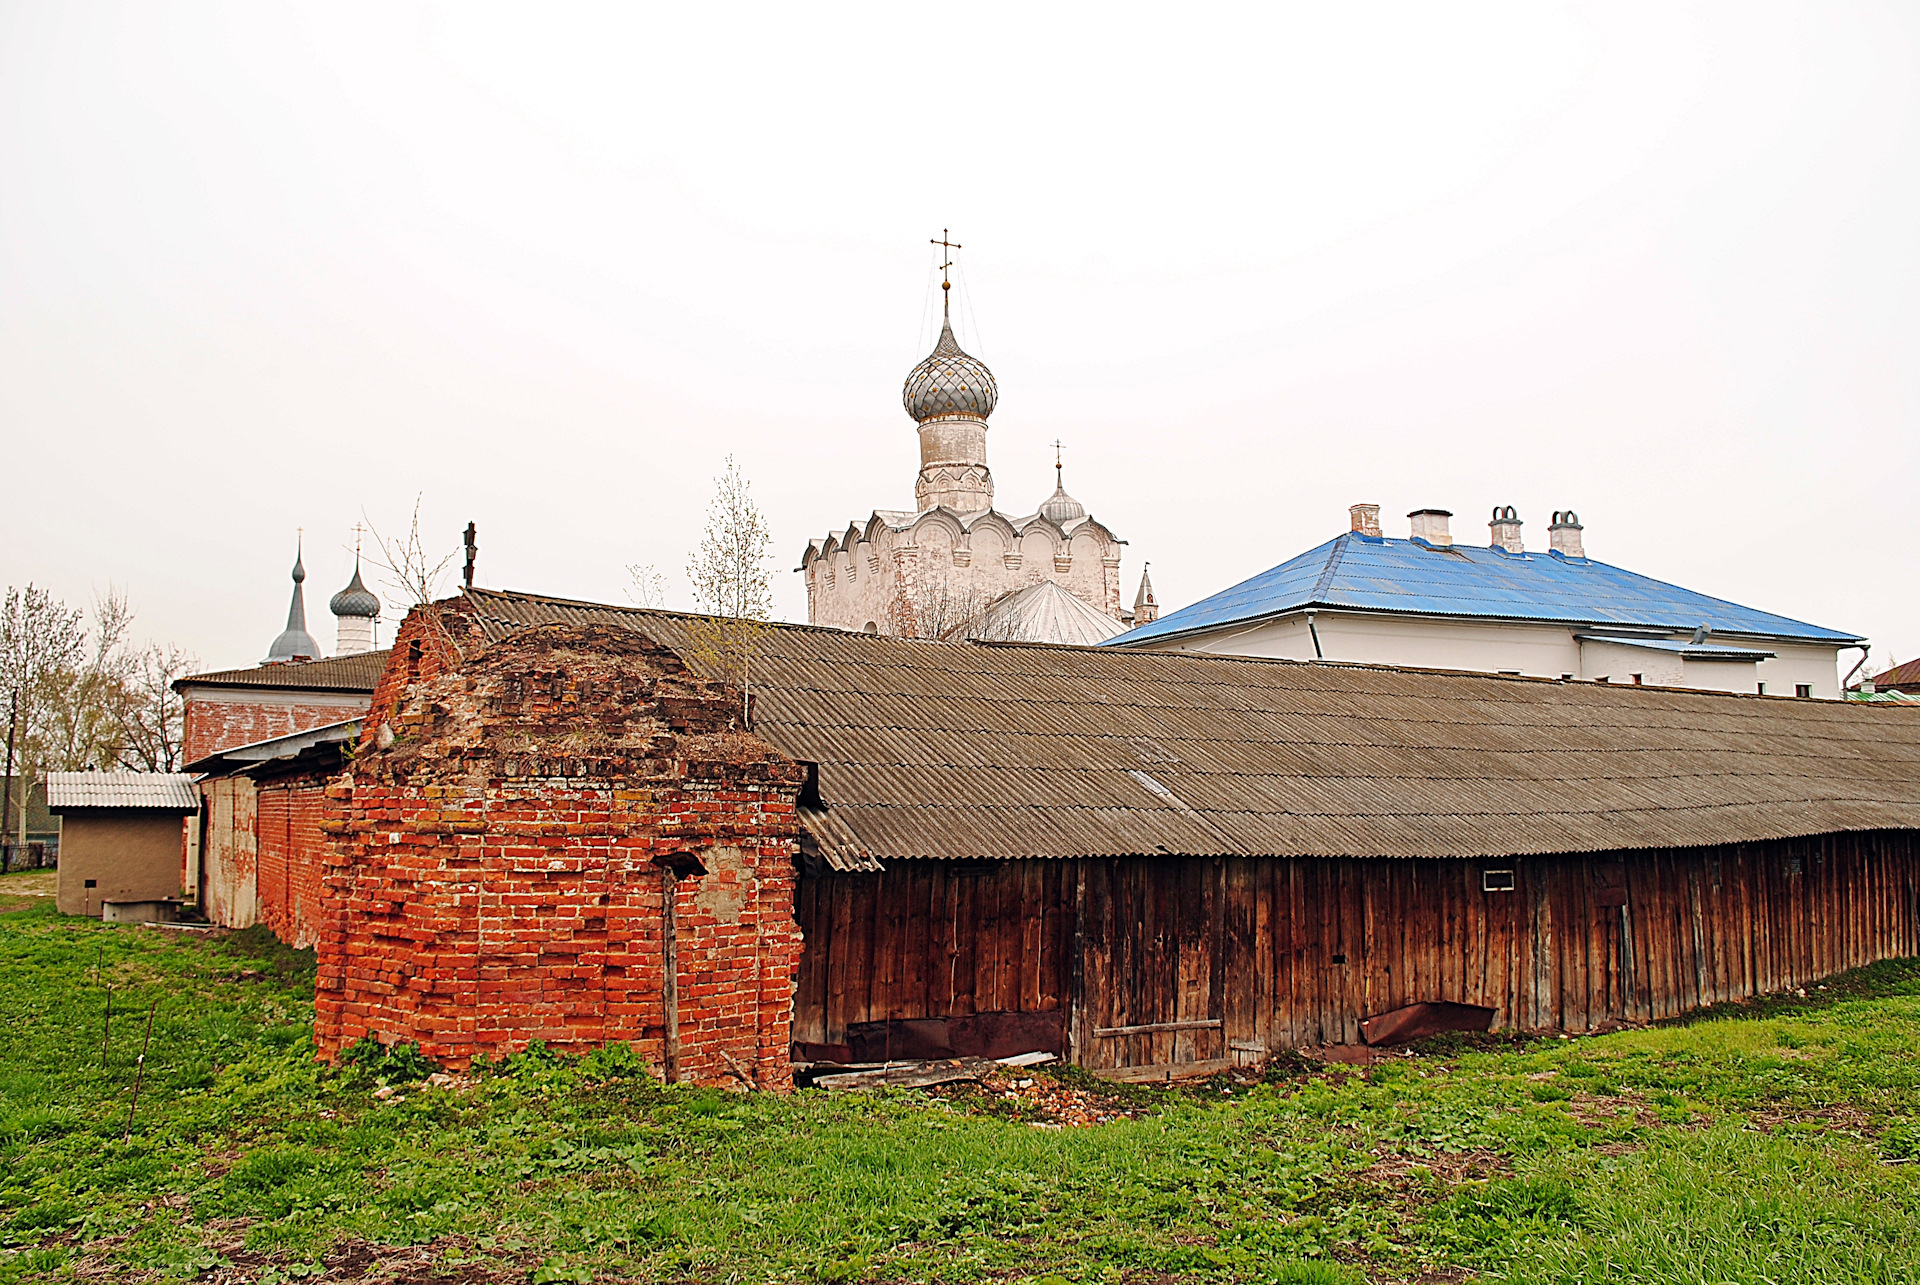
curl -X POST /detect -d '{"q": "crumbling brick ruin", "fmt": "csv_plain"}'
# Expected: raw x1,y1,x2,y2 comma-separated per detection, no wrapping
313,602,805,1087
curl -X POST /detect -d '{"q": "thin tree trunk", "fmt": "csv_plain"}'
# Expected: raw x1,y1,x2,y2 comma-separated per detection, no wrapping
1,687,16,874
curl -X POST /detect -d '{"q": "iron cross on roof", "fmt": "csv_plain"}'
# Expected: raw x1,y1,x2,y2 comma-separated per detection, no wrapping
930,230,960,291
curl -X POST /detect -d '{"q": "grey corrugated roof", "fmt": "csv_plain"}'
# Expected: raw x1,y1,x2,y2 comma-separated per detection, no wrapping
453,588,1920,863
174,650,389,694
45,772,199,811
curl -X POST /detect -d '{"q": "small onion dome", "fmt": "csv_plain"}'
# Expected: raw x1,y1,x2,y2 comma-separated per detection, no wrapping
329,562,380,619
1039,484,1086,525
903,316,998,423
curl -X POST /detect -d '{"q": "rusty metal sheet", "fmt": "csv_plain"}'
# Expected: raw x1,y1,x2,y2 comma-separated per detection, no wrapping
1360,1002,1497,1046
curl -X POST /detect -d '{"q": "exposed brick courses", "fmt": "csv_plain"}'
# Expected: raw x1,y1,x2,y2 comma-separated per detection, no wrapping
314,604,805,1088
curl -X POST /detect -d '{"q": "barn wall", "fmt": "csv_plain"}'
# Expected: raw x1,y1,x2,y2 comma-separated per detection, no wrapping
792,859,1075,1051
796,832,1920,1072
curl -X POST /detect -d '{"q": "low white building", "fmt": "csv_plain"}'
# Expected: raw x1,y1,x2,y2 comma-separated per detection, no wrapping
1109,504,1865,698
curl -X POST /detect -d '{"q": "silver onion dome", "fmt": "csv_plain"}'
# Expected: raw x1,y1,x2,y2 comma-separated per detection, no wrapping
329,562,381,619
1039,484,1086,525
903,317,998,423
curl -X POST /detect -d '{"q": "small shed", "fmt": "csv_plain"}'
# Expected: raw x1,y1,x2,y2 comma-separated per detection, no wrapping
45,773,199,918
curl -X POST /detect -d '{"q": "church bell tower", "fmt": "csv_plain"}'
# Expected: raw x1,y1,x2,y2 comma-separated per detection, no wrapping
904,231,998,513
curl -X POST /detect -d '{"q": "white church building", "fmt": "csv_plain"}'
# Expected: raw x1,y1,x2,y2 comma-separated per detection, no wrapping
799,270,1151,642
1110,503,1866,699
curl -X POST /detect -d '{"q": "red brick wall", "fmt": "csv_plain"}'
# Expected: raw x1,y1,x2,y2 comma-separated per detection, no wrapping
315,612,806,1088
255,783,329,949
183,693,371,763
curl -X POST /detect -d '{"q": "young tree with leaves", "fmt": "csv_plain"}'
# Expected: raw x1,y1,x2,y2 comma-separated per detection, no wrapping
685,456,773,727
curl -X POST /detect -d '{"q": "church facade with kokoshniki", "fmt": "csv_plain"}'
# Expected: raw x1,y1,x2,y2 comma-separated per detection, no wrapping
799,239,1152,639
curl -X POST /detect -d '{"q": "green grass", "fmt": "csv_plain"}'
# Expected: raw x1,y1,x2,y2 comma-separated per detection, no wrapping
1,869,1918,1283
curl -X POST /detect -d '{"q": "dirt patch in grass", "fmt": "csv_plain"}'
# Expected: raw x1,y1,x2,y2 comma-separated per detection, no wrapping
1360,1146,1512,1196
1743,1102,1880,1138
926,1066,1157,1125
0,867,57,911
1566,1090,1663,1132
69,1233,538,1285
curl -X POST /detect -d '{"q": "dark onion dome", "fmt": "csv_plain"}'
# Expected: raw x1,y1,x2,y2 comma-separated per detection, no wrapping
266,549,322,662
329,561,381,619
1039,483,1087,525
903,316,998,423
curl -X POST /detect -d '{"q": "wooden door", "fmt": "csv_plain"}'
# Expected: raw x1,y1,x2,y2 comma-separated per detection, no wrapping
1073,856,1226,1076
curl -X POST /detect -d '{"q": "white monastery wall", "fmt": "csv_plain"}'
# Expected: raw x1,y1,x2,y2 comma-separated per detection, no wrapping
1141,609,1845,699
1754,644,1844,699
1164,611,1583,678
1577,640,1692,689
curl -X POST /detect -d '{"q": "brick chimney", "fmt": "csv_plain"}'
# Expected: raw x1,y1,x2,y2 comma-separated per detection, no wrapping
1488,505,1523,554
1408,508,1453,546
1549,510,1585,558
1348,503,1382,538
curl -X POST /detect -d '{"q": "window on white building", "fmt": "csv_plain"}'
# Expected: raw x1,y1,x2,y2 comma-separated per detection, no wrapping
1796,684,1812,698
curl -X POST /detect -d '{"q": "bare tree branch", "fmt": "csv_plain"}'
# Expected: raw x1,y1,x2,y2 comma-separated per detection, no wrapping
625,564,667,610
684,457,773,726
365,494,458,610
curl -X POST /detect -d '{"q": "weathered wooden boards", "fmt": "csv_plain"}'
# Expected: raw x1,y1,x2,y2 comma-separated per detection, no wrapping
809,1051,1057,1092
796,832,1920,1074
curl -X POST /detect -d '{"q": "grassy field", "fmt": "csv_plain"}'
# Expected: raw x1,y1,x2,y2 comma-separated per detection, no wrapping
2,870,1919,1284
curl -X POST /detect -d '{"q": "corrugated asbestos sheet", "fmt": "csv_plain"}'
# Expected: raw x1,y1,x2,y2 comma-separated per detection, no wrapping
1114,531,1863,646
173,650,390,693
44,772,199,811
458,588,1920,863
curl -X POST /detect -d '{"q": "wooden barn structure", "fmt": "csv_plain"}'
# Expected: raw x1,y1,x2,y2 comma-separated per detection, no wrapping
444,590,1920,1079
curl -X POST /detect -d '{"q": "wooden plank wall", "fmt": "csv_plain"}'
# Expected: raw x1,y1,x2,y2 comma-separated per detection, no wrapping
793,831,1920,1069
791,859,1076,1046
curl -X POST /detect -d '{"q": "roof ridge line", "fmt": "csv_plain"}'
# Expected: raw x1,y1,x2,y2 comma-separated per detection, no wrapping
1308,532,1351,604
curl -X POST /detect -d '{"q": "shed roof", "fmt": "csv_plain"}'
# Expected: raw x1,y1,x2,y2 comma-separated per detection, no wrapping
186,719,361,778
174,650,388,695
454,588,1920,865
44,773,199,812
1872,658,1920,691
1110,533,1862,648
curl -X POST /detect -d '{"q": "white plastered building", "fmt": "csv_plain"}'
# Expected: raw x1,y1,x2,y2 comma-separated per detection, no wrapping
1110,504,1865,699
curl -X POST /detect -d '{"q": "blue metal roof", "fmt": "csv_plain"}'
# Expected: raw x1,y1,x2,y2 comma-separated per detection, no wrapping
1110,533,1862,647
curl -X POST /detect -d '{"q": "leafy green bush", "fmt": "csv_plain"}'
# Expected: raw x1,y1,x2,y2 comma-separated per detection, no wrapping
336,1037,436,1083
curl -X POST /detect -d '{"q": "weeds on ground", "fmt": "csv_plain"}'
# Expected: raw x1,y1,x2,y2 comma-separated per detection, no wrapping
0,884,1917,1283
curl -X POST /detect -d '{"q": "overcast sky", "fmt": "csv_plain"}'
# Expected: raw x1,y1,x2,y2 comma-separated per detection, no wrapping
2,3,1914,678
